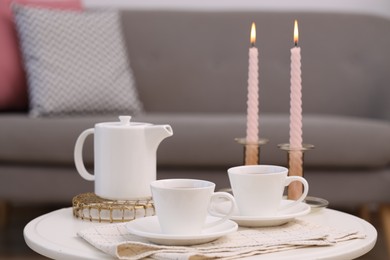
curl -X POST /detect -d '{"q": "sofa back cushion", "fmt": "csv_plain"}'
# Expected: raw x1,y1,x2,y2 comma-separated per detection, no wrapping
120,11,390,120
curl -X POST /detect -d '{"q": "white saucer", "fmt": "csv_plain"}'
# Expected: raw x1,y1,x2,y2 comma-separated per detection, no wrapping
212,199,311,227
126,216,238,246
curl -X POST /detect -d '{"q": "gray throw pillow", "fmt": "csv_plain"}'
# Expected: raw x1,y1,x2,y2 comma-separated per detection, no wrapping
13,5,143,116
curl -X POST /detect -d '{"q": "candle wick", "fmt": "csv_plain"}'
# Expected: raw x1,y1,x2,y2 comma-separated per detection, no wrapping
251,42,255,48
294,42,298,47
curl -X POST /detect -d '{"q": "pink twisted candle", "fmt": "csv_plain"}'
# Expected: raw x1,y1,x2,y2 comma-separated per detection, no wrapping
289,45,302,149
245,23,259,165
288,20,303,199
289,20,302,150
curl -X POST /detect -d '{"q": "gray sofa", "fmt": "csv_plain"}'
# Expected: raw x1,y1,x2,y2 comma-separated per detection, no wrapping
0,1,389,213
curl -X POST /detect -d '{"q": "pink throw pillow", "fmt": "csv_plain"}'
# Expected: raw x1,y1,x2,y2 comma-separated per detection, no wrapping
0,0,82,111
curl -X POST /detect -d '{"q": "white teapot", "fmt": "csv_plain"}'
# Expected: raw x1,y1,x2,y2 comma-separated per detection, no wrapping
74,116,173,200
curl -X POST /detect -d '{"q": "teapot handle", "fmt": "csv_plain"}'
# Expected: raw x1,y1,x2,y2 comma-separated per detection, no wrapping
74,128,95,181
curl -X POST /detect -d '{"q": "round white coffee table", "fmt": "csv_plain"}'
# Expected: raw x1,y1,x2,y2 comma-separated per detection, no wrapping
24,207,377,260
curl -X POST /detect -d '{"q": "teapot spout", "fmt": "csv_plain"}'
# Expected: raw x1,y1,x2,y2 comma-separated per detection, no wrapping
146,124,173,149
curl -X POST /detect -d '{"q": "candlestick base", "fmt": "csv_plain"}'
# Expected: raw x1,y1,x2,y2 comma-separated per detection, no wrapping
278,143,314,152
278,143,314,200
235,137,268,165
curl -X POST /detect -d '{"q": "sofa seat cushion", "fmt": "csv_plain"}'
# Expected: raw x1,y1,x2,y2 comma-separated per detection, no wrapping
142,114,390,169
0,114,388,170
0,114,116,165
298,115,390,168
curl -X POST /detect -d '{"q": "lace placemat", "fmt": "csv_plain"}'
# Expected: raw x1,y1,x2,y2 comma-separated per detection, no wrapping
78,219,365,259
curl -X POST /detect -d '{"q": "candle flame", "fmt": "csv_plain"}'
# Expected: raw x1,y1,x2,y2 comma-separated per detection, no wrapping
250,22,256,46
294,19,299,46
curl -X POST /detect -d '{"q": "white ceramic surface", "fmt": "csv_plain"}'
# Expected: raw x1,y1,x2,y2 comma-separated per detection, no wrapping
24,207,377,260
74,115,173,200
212,200,311,227
151,179,235,235
126,215,238,246
228,165,308,216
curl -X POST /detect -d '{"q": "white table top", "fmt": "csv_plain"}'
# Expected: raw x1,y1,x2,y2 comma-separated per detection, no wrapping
24,207,377,260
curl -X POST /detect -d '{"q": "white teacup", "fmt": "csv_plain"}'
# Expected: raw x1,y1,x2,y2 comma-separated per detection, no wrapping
228,165,309,217
150,179,235,235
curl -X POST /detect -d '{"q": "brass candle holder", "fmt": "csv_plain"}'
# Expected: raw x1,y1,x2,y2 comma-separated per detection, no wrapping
278,143,314,200
236,137,268,165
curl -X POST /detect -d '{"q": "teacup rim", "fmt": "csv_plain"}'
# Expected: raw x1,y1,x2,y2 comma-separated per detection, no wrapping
150,178,215,190
228,165,288,175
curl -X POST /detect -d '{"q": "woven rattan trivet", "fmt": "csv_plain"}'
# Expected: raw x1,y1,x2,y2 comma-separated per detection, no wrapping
72,193,155,223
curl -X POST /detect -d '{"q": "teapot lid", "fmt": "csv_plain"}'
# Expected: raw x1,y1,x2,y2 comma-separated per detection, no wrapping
97,116,151,128
119,115,132,125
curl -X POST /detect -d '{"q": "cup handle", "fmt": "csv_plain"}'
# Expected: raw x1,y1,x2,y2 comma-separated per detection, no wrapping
205,192,236,229
280,176,309,211
74,128,95,181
